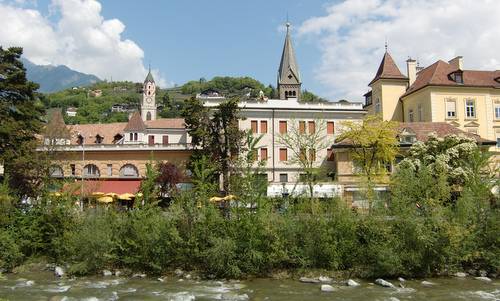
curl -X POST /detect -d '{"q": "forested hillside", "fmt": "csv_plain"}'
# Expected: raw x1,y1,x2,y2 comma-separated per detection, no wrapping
42,76,325,124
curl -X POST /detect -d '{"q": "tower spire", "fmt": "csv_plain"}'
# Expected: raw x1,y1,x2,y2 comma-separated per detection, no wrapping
277,20,301,100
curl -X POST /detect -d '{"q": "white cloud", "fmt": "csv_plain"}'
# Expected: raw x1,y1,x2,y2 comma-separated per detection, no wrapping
0,0,169,87
298,0,500,101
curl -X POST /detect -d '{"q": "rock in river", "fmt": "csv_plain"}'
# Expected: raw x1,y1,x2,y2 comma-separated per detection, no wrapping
299,277,320,283
102,270,112,277
421,280,436,286
318,276,332,283
54,266,64,278
474,276,492,282
320,284,336,292
375,278,395,288
454,272,467,278
347,279,360,287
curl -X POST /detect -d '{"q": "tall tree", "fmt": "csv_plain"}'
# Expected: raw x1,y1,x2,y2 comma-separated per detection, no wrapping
156,161,184,197
0,47,46,197
277,119,332,198
182,97,244,193
336,115,398,210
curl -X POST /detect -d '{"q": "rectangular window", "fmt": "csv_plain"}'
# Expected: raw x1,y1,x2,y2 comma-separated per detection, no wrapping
446,100,456,118
260,120,268,134
148,135,155,146
279,121,287,134
495,103,500,119
309,149,316,162
327,121,335,134
279,148,287,161
375,99,381,113
260,148,268,161
162,135,169,145
279,173,288,183
107,164,112,177
299,148,307,161
409,109,414,122
299,121,306,134
70,164,76,176
418,104,423,121
327,149,334,161
251,120,258,134
308,121,315,134
465,99,476,118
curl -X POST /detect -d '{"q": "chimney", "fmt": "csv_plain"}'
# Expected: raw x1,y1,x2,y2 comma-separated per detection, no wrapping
448,56,463,70
406,58,417,87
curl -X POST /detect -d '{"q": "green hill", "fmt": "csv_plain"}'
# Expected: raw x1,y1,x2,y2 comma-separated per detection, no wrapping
42,76,325,124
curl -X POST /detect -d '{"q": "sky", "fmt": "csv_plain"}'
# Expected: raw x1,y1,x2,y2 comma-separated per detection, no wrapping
1,0,499,101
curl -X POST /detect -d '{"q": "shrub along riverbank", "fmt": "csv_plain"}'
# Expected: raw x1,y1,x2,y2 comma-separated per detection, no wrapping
0,186,498,279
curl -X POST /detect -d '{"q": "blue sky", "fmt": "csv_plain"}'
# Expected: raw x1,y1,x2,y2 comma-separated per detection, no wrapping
1,0,499,101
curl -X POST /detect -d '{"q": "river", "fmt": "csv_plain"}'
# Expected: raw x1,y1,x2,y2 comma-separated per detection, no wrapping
0,271,499,300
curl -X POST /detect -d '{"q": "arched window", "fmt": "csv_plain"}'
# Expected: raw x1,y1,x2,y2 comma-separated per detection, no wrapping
285,91,289,97
129,133,133,141
120,164,139,178
292,90,296,96
83,164,100,177
146,112,152,121
49,165,64,178
134,133,138,141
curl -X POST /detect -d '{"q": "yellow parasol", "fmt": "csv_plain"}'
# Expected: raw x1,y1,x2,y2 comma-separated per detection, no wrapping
97,196,114,203
92,192,105,197
49,192,62,197
209,196,224,202
223,194,237,201
105,192,118,198
118,193,135,200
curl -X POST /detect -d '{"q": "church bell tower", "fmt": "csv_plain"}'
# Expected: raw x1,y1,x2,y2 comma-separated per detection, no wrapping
141,68,156,121
277,22,301,100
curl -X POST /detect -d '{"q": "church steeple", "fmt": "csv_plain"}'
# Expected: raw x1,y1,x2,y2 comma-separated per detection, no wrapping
277,22,301,100
141,66,157,121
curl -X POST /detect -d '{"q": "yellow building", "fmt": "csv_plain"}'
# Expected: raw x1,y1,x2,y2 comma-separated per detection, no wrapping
364,53,500,149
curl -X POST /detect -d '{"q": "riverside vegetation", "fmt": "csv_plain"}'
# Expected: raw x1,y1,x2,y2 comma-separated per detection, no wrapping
0,140,498,280
0,46,498,281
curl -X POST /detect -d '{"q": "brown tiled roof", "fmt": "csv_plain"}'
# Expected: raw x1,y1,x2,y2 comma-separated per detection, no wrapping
402,60,500,97
45,109,71,139
70,122,127,145
397,122,494,144
333,122,495,148
369,52,407,85
124,111,147,132
145,118,185,129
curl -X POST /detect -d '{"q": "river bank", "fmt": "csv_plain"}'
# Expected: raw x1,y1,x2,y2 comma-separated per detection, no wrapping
1,269,499,301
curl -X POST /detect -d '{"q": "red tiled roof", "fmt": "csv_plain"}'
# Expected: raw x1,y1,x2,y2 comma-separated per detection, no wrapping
397,122,493,144
333,122,495,148
369,52,407,85
145,118,185,129
70,122,127,145
402,60,500,97
124,111,147,132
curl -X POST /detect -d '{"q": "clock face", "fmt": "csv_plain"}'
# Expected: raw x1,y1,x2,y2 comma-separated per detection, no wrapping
146,96,152,103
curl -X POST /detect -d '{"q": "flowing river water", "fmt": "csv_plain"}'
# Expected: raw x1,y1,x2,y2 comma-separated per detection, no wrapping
1,271,499,301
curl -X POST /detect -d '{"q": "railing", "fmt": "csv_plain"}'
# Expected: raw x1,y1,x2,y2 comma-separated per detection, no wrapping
38,143,193,152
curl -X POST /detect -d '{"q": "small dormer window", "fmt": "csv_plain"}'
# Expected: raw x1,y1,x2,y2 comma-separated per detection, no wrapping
399,128,417,144
96,134,103,144
450,71,463,84
77,135,84,145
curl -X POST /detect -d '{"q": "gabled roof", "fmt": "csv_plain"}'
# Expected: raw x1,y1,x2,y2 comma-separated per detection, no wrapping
369,52,407,85
124,111,147,132
402,60,500,97
45,109,71,139
277,23,301,85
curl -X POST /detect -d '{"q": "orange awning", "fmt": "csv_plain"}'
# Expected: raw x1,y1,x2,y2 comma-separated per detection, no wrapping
64,180,142,196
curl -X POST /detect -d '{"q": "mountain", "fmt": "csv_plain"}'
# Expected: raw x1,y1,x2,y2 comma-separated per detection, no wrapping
22,58,101,93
